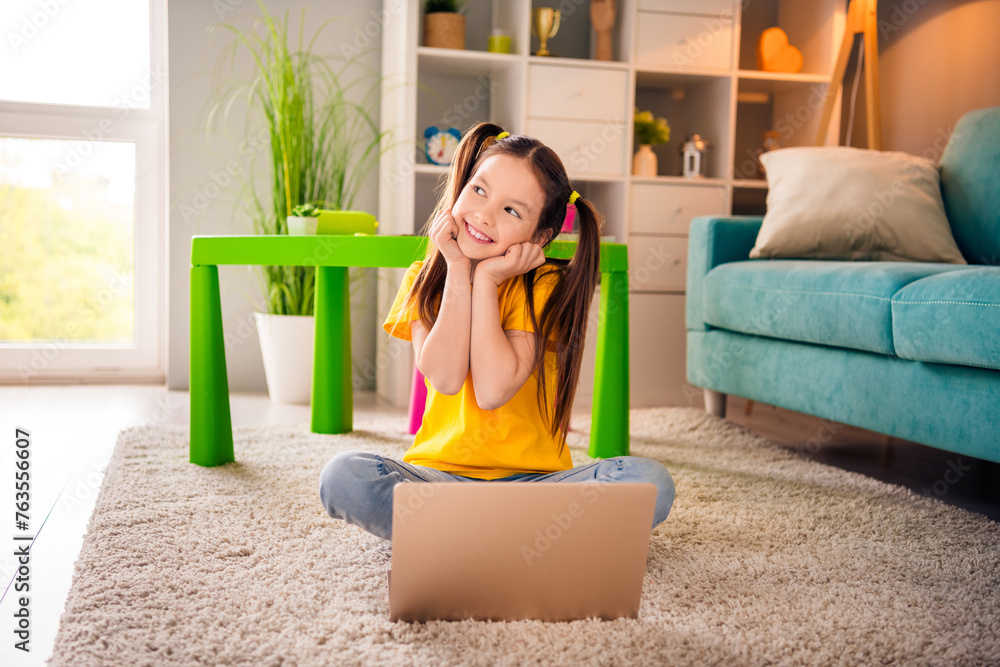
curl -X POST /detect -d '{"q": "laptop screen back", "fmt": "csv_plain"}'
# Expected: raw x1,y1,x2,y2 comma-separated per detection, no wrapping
389,482,657,622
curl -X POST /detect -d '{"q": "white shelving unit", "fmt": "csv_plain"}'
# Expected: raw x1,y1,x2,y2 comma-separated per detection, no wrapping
376,0,844,409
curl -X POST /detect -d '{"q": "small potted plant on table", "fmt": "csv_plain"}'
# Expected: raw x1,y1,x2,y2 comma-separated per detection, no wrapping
287,203,320,236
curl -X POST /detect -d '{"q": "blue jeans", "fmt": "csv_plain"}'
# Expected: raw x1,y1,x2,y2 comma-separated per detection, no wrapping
319,451,676,540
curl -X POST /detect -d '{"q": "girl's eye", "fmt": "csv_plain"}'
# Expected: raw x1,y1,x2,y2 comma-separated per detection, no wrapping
473,185,485,196
505,207,522,219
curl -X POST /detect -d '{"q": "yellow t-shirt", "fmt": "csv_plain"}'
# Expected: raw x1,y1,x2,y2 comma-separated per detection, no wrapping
382,260,571,480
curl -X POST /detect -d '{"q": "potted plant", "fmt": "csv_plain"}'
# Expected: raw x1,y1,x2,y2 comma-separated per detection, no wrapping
423,0,466,50
633,109,671,177
287,203,320,236
210,2,388,403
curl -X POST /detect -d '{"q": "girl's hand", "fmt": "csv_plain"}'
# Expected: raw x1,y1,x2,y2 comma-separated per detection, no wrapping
429,209,468,266
475,242,546,286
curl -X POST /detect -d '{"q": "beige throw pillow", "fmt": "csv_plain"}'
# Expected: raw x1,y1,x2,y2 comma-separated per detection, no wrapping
750,147,966,263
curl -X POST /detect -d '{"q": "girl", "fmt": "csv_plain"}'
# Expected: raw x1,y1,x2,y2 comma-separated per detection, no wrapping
319,122,675,540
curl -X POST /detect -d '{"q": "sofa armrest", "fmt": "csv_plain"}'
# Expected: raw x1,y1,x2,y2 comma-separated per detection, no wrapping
686,215,763,331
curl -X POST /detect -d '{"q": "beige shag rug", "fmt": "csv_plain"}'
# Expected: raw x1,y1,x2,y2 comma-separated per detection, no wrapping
51,408,1000,666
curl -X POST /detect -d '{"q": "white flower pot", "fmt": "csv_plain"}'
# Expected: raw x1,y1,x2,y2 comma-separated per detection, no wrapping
287,216,318,235
254,313,314,404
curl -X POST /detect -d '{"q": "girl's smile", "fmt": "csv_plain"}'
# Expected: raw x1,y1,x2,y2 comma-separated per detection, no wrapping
464,221,494,244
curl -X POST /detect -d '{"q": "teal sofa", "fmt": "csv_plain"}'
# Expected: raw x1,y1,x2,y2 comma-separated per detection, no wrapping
686,106,1000,464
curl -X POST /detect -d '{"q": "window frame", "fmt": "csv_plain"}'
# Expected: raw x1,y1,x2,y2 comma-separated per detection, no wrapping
0,0,167,384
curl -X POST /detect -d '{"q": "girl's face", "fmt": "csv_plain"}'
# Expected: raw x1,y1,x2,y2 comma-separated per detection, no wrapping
451,154,550,262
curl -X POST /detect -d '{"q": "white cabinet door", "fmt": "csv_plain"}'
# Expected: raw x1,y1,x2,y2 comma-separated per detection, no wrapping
629,293,692,407
527,65,629,122
526,118,627,176
628,235,688,291
631,183,729,235
635,12,733,70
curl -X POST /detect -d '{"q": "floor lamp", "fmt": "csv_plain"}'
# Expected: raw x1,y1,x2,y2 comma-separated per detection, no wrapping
741,0,882,421
816,0,882,148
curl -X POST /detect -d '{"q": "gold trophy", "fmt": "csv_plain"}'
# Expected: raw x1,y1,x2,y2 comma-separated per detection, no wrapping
531,8,561,57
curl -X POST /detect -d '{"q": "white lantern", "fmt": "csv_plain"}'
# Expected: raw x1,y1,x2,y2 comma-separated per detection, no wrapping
682,135,709,178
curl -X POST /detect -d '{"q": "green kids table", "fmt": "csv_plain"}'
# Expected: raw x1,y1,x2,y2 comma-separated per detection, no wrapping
189,235,630,466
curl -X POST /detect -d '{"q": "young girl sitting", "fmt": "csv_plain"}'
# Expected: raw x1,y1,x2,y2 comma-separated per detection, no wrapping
319,122,675,540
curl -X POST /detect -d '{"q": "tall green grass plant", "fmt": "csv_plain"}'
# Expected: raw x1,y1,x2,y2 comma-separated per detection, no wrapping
210,1,387,315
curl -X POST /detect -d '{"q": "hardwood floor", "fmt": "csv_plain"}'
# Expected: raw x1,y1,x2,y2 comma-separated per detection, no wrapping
723,396,1000,522
0,385,996,665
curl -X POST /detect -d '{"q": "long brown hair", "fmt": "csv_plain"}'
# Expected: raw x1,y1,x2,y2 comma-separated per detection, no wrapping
408,121,603,442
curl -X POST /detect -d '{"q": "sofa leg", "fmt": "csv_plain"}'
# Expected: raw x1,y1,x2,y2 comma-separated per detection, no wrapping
704,389,727,418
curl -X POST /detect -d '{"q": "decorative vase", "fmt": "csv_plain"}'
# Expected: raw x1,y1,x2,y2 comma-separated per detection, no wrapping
633,144,658,177
423,13,465,50
254,313,315,404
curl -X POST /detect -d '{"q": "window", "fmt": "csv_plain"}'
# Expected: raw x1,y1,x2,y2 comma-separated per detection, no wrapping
0,0,166,382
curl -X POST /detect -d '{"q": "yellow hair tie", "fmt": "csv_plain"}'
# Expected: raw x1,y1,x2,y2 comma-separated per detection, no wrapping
568,190,580,205
496,131,510,140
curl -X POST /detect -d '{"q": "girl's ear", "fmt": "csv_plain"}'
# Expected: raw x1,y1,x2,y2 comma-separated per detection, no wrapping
533,226,554,246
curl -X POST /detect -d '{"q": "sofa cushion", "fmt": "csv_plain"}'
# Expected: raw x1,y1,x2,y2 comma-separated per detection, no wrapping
892,268,1000,371
703,260,968,355
750,146,966,263
939,106,1000,264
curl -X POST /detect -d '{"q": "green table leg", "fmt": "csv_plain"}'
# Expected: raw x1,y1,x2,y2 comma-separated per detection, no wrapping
190,265,235,466
590,271,629,458
312,266,353,434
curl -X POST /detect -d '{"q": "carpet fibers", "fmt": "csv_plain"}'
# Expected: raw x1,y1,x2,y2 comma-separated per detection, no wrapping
51,408,1000,666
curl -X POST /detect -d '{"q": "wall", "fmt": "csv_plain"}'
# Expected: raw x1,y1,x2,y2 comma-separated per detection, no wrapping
840,0,1000,156
167,0,384,392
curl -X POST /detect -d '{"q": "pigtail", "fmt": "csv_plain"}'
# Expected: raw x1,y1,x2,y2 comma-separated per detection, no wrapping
411,122,507,330
532,196,603,441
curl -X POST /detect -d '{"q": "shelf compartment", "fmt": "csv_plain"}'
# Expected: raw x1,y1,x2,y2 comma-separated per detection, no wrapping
415,61,525,162
732,184,768,216
634,75,731,180
419,0,529,56
732,75,830,181
737,0,842,76
528,0,633,64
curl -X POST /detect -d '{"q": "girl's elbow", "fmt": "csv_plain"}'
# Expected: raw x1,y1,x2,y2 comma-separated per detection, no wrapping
476,397,504,411
474,387,513,411
416,356,464,395
423,372,463,396
434,379,464,396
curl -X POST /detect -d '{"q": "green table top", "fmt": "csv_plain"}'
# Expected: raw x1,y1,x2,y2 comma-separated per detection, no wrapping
190,235,628,272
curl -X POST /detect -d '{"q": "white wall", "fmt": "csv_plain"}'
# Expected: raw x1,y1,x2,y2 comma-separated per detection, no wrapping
167,0,383,392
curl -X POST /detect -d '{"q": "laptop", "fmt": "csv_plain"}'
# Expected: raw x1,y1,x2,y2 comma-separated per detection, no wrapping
388,482,657,622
